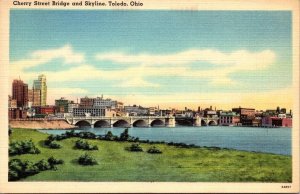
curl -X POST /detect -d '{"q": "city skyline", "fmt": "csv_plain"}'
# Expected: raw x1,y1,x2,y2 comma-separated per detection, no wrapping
9,10,293,110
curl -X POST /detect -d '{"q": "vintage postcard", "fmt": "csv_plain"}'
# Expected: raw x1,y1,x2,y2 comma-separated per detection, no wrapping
0,0,299,193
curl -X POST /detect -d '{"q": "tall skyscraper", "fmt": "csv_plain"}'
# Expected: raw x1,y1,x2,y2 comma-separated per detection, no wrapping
28,88,41,107
33,74,47,106
12,79,28,108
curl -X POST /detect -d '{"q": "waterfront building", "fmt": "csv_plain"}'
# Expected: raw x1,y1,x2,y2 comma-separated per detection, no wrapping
124,105,148,116
40,106,56,115
8,108,27,119
68,102,79,113
262,116,292,127
28,88,41,107
93,96,117,109
79,96,94,108
219,112,240,126
73,107,116,117
33,74,47,106
12,79,28,108
55,97,72,113
148,106,159,115
8,95,17,108
232,107,255,126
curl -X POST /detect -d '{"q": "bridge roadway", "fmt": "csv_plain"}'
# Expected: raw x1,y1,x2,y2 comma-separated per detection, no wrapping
65,116,219,128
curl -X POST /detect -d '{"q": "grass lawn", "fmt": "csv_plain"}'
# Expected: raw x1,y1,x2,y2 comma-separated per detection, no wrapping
9,128,292,182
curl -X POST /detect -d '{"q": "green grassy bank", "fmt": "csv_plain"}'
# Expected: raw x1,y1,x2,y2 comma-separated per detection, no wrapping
9,128,292,182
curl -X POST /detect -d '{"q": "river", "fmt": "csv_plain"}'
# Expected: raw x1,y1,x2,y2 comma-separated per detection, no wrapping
39,126,291,155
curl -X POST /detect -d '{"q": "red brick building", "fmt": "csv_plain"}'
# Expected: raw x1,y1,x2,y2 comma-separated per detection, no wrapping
12,79,28,108
40,106,57,115
232,107,255,126
8,108,27,119
262,116,292,127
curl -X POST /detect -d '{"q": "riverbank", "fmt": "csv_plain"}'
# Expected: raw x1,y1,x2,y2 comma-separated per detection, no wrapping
9,120,76,129
9,128,292,182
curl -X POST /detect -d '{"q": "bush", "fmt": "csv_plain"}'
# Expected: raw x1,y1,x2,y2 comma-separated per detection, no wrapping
9,140,40,156
127,143,143,152
119,128,130,141
147,146,162,154
104,131,116,141
75,139,98,150
49,141,62,149
48,156,64,165
78,132,97,139
78,153,98,165
35,159,51,171
8,157,64,181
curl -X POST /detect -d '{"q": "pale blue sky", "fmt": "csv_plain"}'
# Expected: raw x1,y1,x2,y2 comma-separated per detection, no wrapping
9,10,292,109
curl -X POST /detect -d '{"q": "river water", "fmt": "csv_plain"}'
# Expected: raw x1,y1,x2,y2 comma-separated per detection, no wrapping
39,126,291,155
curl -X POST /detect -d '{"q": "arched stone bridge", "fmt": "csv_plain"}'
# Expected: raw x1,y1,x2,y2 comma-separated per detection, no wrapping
65,116,176,128
175,116,218,126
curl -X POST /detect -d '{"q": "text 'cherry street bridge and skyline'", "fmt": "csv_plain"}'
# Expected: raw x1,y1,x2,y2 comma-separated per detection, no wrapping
65,115,219,128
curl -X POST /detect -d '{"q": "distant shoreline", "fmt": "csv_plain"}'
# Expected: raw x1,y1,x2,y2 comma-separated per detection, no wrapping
9,120,77,130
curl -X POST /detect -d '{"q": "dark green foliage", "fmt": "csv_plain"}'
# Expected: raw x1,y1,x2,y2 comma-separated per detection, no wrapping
48,156,64,165
119,128,130,141
75,139,98,150
78,132,97,139
9,128,12,136
127,143,143,152
78,153,98,165
65,130,76,137
48,141,62,149
35,159,51,171
147,146,162,154
104,131,115,140
167,142,200,148
9,140,41,156
9,157,64,181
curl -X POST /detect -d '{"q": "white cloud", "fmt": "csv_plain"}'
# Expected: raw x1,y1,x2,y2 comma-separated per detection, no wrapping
95,49,276,71
10,46,277,91
10,45,85,74
31,44,85,65
119,77,160,88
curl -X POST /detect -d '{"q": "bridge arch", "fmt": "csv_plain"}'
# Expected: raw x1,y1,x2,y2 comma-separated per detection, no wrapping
75,120,91,128
201,120,207,126
94,120,110,128
113,119,130,128
176,119,193,126
132,119,148,127
150,119,165,127
208,120,218,126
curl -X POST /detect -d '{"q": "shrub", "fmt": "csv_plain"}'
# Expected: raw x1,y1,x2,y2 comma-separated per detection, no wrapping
23,161,40,176
147,146,162,154
35,159,51,171
48,156,64,165
8,158,64,181
127,143,143,152
49,141,62,149
119,128,130,141
104,131,115,141
75,139,98,150
78,153,98,165
78,132,97,139
9,140,40,156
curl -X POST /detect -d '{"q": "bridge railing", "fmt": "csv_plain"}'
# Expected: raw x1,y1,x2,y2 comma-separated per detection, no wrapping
65,116,174,119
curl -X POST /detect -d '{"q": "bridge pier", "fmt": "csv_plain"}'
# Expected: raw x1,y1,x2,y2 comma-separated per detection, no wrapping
165,117,175,127
193,116,201,127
